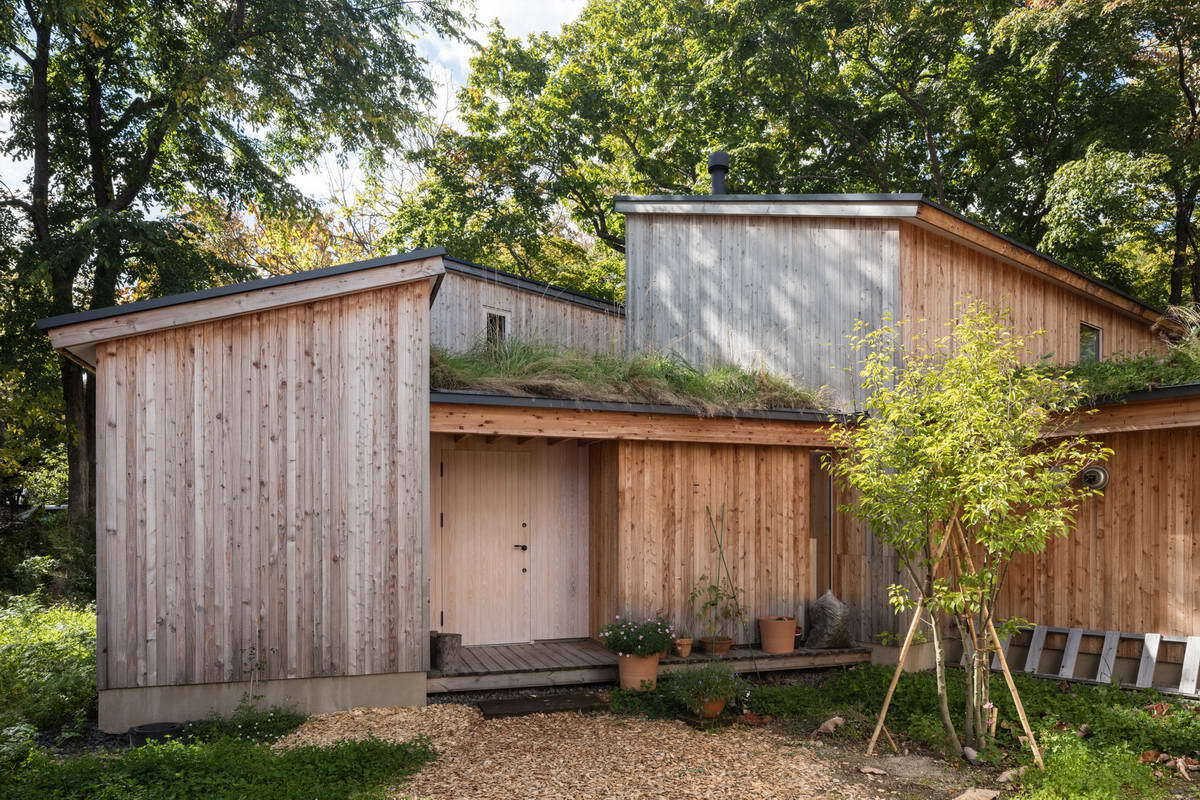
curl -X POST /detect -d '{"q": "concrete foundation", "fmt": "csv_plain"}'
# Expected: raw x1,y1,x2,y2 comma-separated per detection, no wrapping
98,670,427,733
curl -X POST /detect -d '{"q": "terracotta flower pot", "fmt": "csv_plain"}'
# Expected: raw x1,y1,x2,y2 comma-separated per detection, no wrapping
674,637,694,658
699,636,733,656
758,616,798,654
617,653,661,690
698,698,728,719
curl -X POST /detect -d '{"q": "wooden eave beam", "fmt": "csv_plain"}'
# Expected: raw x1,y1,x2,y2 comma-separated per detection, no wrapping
47,256,445,368
1053,395,1200,437
429,402,833,447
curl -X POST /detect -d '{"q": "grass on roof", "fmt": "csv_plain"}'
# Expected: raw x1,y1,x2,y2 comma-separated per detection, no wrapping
430,339,831,413
1058,306,1200,401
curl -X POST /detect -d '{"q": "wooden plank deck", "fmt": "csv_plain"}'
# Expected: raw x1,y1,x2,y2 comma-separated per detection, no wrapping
426,638,871,693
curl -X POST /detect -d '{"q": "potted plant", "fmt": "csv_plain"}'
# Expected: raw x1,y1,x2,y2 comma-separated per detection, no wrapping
758,615,798,654
667,663,749,719
689,575,744,655
599,616,674,690
673,627,694,658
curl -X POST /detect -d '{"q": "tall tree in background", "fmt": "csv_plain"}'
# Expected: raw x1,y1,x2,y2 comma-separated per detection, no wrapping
390,0,1194,305
0,0,467,532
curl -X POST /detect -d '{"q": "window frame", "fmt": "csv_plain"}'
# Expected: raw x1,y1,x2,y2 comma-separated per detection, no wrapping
485,310,508,347
1078,322,1102,363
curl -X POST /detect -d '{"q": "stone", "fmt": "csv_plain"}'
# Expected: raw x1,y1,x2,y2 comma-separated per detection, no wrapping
951,790,1000,800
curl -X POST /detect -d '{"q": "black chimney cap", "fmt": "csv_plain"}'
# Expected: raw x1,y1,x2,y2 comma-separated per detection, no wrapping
707,151,729,194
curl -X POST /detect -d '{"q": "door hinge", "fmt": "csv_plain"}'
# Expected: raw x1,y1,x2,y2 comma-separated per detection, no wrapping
439,512,444,527
439,461,444,477
440,611,444,626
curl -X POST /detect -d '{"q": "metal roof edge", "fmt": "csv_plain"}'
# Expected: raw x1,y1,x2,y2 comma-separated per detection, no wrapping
443,257,624,314
614,193,926,203
1091,381,1200,407
37,247,448,331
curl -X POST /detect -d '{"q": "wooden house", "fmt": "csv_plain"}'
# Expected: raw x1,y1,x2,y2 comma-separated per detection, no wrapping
38,186,1199,732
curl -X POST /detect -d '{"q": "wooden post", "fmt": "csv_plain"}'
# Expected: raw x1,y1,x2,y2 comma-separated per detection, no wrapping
988,617,1045,770
866,596,924,756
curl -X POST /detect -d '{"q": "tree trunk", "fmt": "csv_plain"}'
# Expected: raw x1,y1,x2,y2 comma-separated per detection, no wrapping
929,610,963,755
61,356,96,533
1170,188,1193,306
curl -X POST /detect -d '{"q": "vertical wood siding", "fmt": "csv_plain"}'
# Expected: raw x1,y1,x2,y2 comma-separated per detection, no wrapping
589,440,818,644
430,272,623,352
94,281,431,690
429,435,590,643
624,214,901,406
999,427,1200,637
900,223,1164,360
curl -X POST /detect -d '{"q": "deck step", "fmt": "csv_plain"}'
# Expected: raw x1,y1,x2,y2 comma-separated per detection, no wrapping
475,691,607,719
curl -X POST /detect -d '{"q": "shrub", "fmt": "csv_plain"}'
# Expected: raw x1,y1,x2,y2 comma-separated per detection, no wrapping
0,594,96,731
666,663,750,714
186,697,307,744
1013,730,1162,800
0,735,436,800
609,685,688,718
598,616,674,657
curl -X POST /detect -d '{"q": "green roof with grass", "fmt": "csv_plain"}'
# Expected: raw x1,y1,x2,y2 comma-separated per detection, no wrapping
430,340,831,414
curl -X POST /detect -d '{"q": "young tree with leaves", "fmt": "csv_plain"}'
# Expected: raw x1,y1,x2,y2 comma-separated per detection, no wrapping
827,303,1110,765
0,0,467,534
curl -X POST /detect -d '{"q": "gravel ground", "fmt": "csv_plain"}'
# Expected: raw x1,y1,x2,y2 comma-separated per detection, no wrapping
276,703,971,800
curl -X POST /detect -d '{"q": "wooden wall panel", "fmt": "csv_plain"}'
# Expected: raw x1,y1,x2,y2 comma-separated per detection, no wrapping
95,281,431,690
625,214,901,406
999,427,1200,637
592,440,818,644
429,435,590,643
430,272,623,353
900,223,1164,361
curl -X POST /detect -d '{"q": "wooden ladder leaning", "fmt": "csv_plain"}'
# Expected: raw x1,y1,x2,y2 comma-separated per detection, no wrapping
963,626,1200,698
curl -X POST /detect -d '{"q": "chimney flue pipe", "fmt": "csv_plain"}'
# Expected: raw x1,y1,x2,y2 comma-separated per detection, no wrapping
708,151,730,194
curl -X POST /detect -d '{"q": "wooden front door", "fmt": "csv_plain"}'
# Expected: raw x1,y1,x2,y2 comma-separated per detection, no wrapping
439,450,532,645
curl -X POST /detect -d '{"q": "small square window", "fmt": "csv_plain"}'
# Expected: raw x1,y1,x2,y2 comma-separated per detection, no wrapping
486,312,507,347
1079,323,1101,363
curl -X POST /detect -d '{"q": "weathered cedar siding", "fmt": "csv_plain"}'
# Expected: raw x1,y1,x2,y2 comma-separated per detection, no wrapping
94,281,431,690
899,223,1164,360
999,426,1200,638
624,214,901,405
588,440,818,644
430,272,623,352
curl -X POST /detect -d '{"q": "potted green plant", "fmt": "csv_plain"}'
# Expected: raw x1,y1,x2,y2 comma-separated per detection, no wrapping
599,616,674,690
673,627,694,658
689,575,744,655
667,663,749,719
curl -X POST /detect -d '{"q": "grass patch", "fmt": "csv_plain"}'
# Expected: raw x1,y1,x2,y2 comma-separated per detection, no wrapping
1012,731,1162,800
186,698,307,744
431,339,830,413
2,735,435,800
0,594,96,733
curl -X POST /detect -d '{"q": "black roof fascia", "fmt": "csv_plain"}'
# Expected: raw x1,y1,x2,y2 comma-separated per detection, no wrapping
443,256,624,315
37,247,448,331
430,388,845,423
614,192,925,203
1093,382,1200,407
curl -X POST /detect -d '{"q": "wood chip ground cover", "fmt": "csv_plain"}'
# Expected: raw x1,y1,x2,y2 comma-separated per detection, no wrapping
276,704,973,799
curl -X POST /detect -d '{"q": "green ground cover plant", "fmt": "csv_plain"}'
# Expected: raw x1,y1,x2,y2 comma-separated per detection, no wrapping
613,664,1188,797
1,735,436,800
186,699,308,744
0,593,96,732
431,339,829,413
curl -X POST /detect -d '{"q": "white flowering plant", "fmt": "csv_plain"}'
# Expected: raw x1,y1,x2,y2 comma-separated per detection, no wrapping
598,616,674,657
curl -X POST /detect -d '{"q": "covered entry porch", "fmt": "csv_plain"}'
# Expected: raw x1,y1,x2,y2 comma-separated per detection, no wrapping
426,391,869,691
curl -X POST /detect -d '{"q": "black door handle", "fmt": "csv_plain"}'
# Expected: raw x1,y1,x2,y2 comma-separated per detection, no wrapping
513,544,528,551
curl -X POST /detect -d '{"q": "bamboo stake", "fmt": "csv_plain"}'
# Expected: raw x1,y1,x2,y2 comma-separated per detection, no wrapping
866,595,924,756
882,724,900,754
988,617,1045,770
949,518,1045,770
867,518,956,757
